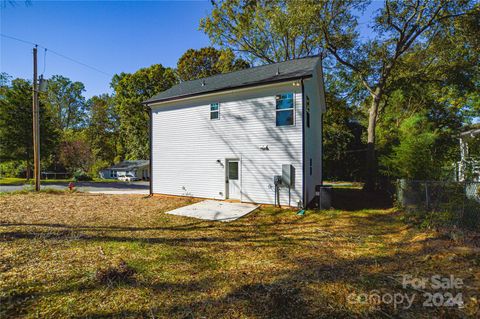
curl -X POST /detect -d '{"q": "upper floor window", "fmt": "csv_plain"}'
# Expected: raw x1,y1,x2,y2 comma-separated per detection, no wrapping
210,103,220,120
275,93,294,126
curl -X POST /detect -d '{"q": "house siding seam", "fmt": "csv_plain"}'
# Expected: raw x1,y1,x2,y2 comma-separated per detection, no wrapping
151,82,304,206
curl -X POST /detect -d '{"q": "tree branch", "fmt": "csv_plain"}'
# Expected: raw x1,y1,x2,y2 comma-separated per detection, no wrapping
326,46,375,96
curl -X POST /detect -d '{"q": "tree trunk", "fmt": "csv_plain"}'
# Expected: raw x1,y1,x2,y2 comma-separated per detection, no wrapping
26,160,31,180
364,94,381,191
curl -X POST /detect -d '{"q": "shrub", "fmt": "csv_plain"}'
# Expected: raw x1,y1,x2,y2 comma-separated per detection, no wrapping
59,140,93,174
73,171,92,181
89,160,110,178
381,115,442,180
0,160,26,178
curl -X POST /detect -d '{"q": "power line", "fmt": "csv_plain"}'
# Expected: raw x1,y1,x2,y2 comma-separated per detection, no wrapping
0,33,35,45
1,33,112,77
47,48,112,77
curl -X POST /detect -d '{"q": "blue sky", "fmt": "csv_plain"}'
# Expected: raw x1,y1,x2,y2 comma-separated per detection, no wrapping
1,0,382,98
1,0,212,97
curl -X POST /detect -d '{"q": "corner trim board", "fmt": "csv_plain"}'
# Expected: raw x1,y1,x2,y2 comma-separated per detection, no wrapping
149,108,153,195
301,79,306,209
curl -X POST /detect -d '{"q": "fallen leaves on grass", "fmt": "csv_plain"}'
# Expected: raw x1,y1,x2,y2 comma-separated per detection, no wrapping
0,193,479,319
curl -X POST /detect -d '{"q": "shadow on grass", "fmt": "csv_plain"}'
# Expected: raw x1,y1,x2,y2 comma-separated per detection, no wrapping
1,202,475,318
59,233,472,319
332,188,393,211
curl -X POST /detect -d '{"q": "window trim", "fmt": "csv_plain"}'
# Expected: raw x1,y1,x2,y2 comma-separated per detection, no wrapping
275,93,295,127
210,103,220,120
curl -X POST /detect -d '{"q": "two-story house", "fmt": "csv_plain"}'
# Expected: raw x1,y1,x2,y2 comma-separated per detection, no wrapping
144,56,326,207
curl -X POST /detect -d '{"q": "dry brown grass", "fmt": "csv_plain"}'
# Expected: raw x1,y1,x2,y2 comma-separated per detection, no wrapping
0,192,479,318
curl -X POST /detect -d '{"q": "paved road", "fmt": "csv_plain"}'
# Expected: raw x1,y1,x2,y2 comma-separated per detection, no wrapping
0,181,150,194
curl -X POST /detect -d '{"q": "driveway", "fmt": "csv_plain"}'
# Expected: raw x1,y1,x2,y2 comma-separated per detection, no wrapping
0,181,149,195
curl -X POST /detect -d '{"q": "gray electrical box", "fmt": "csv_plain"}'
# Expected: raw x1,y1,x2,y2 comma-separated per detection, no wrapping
274,175,282,186
282,164,295,187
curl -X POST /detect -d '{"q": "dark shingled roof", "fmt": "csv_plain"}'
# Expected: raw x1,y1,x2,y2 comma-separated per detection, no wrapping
144,56,320,104
108,160,149,171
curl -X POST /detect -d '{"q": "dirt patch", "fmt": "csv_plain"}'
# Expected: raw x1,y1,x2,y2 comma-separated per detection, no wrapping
95,258,136,285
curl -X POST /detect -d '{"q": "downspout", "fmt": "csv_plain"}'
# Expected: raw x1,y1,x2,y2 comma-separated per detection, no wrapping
320,56,326,187
149,107,153,196
301,79,306,208
321,112,324,186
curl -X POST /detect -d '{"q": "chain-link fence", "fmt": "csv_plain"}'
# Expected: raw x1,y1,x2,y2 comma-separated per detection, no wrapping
396,179,480,230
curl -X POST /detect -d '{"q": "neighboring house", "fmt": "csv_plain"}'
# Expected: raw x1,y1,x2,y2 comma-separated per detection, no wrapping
99,160,150,180
144,56,326,207
457,127,480,182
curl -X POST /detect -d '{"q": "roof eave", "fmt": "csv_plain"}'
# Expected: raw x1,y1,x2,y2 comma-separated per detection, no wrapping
143,74,313,106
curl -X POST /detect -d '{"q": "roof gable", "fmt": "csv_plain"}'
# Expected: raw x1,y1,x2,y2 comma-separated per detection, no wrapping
145,56,320,104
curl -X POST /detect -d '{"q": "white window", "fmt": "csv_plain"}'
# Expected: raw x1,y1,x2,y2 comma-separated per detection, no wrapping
210,103,220,120
275,93,294,126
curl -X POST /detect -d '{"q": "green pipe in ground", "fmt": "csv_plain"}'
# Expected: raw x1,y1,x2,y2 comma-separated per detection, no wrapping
296,210,305,216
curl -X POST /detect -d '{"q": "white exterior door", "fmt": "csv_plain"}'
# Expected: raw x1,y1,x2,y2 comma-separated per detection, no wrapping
226,160,241,200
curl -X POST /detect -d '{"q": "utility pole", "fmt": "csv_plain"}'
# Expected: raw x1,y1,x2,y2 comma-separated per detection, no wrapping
32,45,40,191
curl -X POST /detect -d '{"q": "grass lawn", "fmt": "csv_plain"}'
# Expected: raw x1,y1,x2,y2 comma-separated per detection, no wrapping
0,192,478,318
0,177,122,185
323,180,364,189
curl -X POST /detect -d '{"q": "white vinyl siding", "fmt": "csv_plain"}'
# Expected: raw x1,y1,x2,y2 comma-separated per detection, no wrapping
151,81,303,206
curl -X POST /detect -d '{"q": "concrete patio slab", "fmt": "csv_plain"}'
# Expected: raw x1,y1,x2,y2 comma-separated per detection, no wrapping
165,200,259,222
88,190,149,195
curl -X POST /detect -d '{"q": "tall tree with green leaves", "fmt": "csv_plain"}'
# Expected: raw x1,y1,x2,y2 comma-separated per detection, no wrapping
200,0,321,63
85,94,118,166
202,0,477,189
311,0,477,189
111,64,177,159
0,78,59,178
42,75,88,131
373,5,480,177
177,47,249,81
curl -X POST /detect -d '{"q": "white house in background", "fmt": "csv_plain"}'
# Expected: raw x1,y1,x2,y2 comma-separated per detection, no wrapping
99,160,150,180
457,127,480,182
144,56,326,207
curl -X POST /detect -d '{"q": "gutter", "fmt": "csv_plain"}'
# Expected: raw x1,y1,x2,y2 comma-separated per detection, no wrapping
144,75,313,107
